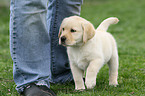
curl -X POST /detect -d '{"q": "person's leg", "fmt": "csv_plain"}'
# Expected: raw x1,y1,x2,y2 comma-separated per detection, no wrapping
47,0,83,83
10,0,51,93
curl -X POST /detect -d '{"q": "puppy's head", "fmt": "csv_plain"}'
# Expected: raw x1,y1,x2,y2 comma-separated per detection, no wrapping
58,16,95,47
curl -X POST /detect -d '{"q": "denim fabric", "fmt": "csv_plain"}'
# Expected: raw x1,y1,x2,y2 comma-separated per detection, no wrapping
10,0,82,93
47,0,83,83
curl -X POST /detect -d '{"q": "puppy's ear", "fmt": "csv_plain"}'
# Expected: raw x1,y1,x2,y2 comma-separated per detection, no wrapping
82,21,95,43
58,18,67,38
58,24,62,38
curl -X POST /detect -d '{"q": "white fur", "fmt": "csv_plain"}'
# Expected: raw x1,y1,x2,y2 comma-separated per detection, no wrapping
60,17,119,90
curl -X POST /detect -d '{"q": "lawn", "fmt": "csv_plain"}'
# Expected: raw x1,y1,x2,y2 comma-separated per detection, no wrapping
0,0,145,96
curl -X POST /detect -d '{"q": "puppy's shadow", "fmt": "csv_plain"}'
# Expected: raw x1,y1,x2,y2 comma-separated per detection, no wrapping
50,81,87,94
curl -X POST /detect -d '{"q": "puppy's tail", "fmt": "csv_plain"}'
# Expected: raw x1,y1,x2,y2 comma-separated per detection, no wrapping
96,17,119,32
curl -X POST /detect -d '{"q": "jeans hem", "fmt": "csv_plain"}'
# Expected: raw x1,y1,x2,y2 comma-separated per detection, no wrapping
17,79,50,94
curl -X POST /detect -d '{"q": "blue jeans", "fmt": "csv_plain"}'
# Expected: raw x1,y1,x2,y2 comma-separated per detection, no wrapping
10,0,83,93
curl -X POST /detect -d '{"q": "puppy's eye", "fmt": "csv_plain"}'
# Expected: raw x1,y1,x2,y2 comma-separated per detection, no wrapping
71,29,76,33
62,28,65,31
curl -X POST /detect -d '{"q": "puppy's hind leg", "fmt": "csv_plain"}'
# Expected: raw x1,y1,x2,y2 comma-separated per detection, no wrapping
108,50,119,87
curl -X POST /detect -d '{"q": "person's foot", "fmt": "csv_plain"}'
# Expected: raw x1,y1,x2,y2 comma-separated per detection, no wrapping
22,84,56,96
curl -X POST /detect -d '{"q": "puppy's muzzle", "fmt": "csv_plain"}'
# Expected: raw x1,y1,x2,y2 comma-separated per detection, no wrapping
60,36,66,44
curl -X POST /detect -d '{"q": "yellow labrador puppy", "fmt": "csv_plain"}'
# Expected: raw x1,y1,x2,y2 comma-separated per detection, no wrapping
58,16,119,90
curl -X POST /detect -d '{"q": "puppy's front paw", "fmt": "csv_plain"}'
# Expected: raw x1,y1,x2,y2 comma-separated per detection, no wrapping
75,86,85,90
85,80,96,89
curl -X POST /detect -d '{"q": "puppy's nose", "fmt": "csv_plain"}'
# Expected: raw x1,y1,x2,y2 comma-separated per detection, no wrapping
61,36,66,43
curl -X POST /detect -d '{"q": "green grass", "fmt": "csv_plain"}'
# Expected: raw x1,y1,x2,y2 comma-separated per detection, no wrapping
0,0,145,95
